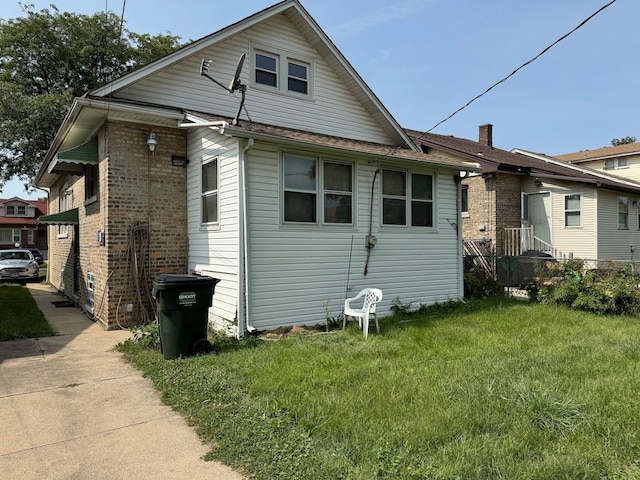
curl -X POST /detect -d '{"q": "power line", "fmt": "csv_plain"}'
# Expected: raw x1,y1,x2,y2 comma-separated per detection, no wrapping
416,0,618,141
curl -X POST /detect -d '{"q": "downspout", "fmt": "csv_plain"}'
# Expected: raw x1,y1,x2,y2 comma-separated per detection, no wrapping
238,138,255,337
455,173,467,298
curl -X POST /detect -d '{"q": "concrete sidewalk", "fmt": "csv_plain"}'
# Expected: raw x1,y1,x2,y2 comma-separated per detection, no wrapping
0,283,244,480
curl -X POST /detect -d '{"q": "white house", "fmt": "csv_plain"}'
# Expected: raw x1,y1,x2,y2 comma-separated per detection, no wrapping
35,0,479,334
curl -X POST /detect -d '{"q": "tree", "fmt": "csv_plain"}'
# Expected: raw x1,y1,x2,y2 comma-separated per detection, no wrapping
611,136,637,146
0,4,183,190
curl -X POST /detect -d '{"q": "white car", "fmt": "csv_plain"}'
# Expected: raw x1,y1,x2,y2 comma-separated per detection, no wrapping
0,249,40,283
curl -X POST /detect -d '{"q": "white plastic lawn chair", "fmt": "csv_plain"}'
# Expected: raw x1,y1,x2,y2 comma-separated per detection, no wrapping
343,288,383,339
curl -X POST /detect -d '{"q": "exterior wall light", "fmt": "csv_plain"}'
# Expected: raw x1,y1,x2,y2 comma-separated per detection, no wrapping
147,131,158,152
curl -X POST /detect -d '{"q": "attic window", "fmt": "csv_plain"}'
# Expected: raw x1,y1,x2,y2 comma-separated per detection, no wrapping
252,44,313,98
255,52,278,88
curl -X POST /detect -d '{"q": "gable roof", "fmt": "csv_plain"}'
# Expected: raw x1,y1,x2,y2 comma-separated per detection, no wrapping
90,0,415,150
555,142,640,163
406,129,640,195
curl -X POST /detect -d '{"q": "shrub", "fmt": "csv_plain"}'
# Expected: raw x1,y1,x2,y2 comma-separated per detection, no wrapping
534,259,640,316
464,272,503,298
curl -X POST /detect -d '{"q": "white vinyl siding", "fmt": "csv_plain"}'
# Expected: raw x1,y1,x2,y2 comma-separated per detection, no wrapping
245,142,461,331
187,128,240,329
113,15,394,144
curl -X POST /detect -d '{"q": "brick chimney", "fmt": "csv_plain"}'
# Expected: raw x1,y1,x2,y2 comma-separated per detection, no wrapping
479,124,493,147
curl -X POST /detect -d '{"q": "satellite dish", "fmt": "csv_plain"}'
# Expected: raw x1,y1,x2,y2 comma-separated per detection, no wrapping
199,54,248,125
228,53,246,92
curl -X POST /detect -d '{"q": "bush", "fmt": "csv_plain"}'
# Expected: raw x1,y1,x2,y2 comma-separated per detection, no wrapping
464,272,503,298
534,260,640,316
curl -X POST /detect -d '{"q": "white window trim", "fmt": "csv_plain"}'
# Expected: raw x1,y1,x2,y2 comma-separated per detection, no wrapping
250,43,315,100
201,156,219,226
618,196,629,230
563,193,582,228
281,153,354,227
381,168,437,229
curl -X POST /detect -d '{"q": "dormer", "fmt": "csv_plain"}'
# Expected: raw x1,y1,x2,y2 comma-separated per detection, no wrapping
0,197,37,218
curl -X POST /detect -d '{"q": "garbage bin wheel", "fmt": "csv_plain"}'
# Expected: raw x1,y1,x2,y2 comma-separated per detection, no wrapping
192,338,212,355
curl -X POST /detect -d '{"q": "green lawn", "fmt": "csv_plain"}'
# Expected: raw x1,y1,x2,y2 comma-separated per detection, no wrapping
0,283,56,341
118,298,640,479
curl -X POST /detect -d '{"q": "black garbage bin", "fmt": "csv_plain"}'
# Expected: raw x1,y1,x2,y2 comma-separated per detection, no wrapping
152,274,220,360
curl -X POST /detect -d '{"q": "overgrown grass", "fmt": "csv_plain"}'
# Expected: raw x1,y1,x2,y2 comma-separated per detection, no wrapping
117,298,640,479
0,283,56,341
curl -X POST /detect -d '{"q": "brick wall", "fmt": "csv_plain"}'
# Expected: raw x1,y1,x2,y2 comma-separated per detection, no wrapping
46,121,189,329
462,171,522,256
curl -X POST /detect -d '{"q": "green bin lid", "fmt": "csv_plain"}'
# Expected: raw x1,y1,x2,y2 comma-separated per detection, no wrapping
153,274,220,290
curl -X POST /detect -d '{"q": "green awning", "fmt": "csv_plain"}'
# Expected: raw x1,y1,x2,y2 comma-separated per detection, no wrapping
37,208,79,225
49,137,98,175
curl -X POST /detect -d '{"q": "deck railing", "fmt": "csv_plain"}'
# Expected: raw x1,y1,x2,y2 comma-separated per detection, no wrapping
503,227,573,260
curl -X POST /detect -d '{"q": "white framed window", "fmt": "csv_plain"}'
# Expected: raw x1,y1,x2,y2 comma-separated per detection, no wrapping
521,193,529,222
58,185,71,237
201,157,218,224
382,169,434,227
282,154,353,225
618,196,629,229
605,157,628,170
564,194,581,227
461,185,469,216
28,229,34,244
12,229,20,243
5,205,25,216
255,52,278,88
287,60,308,95
252,44,313,98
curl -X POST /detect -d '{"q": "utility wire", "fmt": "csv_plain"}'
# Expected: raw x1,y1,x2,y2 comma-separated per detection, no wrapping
415,0,617,141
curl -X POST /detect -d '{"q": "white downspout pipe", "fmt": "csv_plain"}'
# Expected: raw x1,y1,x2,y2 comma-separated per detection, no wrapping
239,138,255,336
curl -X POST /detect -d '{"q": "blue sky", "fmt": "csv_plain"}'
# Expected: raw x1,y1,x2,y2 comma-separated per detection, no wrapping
2,0,636,199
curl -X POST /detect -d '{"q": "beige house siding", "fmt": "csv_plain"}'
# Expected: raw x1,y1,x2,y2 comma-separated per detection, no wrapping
573,154,640,183
597,189,640,261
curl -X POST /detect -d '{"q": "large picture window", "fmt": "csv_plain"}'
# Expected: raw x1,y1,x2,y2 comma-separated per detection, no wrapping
201,157,218,224
382,170,434,227
564,194,581,227
283,154,353,225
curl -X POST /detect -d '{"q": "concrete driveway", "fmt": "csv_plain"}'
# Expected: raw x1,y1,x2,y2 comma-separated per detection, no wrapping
0,283,244,480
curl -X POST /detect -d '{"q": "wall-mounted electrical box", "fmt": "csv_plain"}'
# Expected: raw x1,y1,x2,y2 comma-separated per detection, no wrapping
365,235,377,247
96,230,105,246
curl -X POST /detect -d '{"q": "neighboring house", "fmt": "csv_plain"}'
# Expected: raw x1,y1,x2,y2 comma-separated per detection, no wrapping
555,142,640,182
35,0,479,333
0,197,48,251
407,125,640,264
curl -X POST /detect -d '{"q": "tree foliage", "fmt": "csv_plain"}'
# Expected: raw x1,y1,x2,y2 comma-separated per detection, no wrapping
0,3,183,190
611,136,637,146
